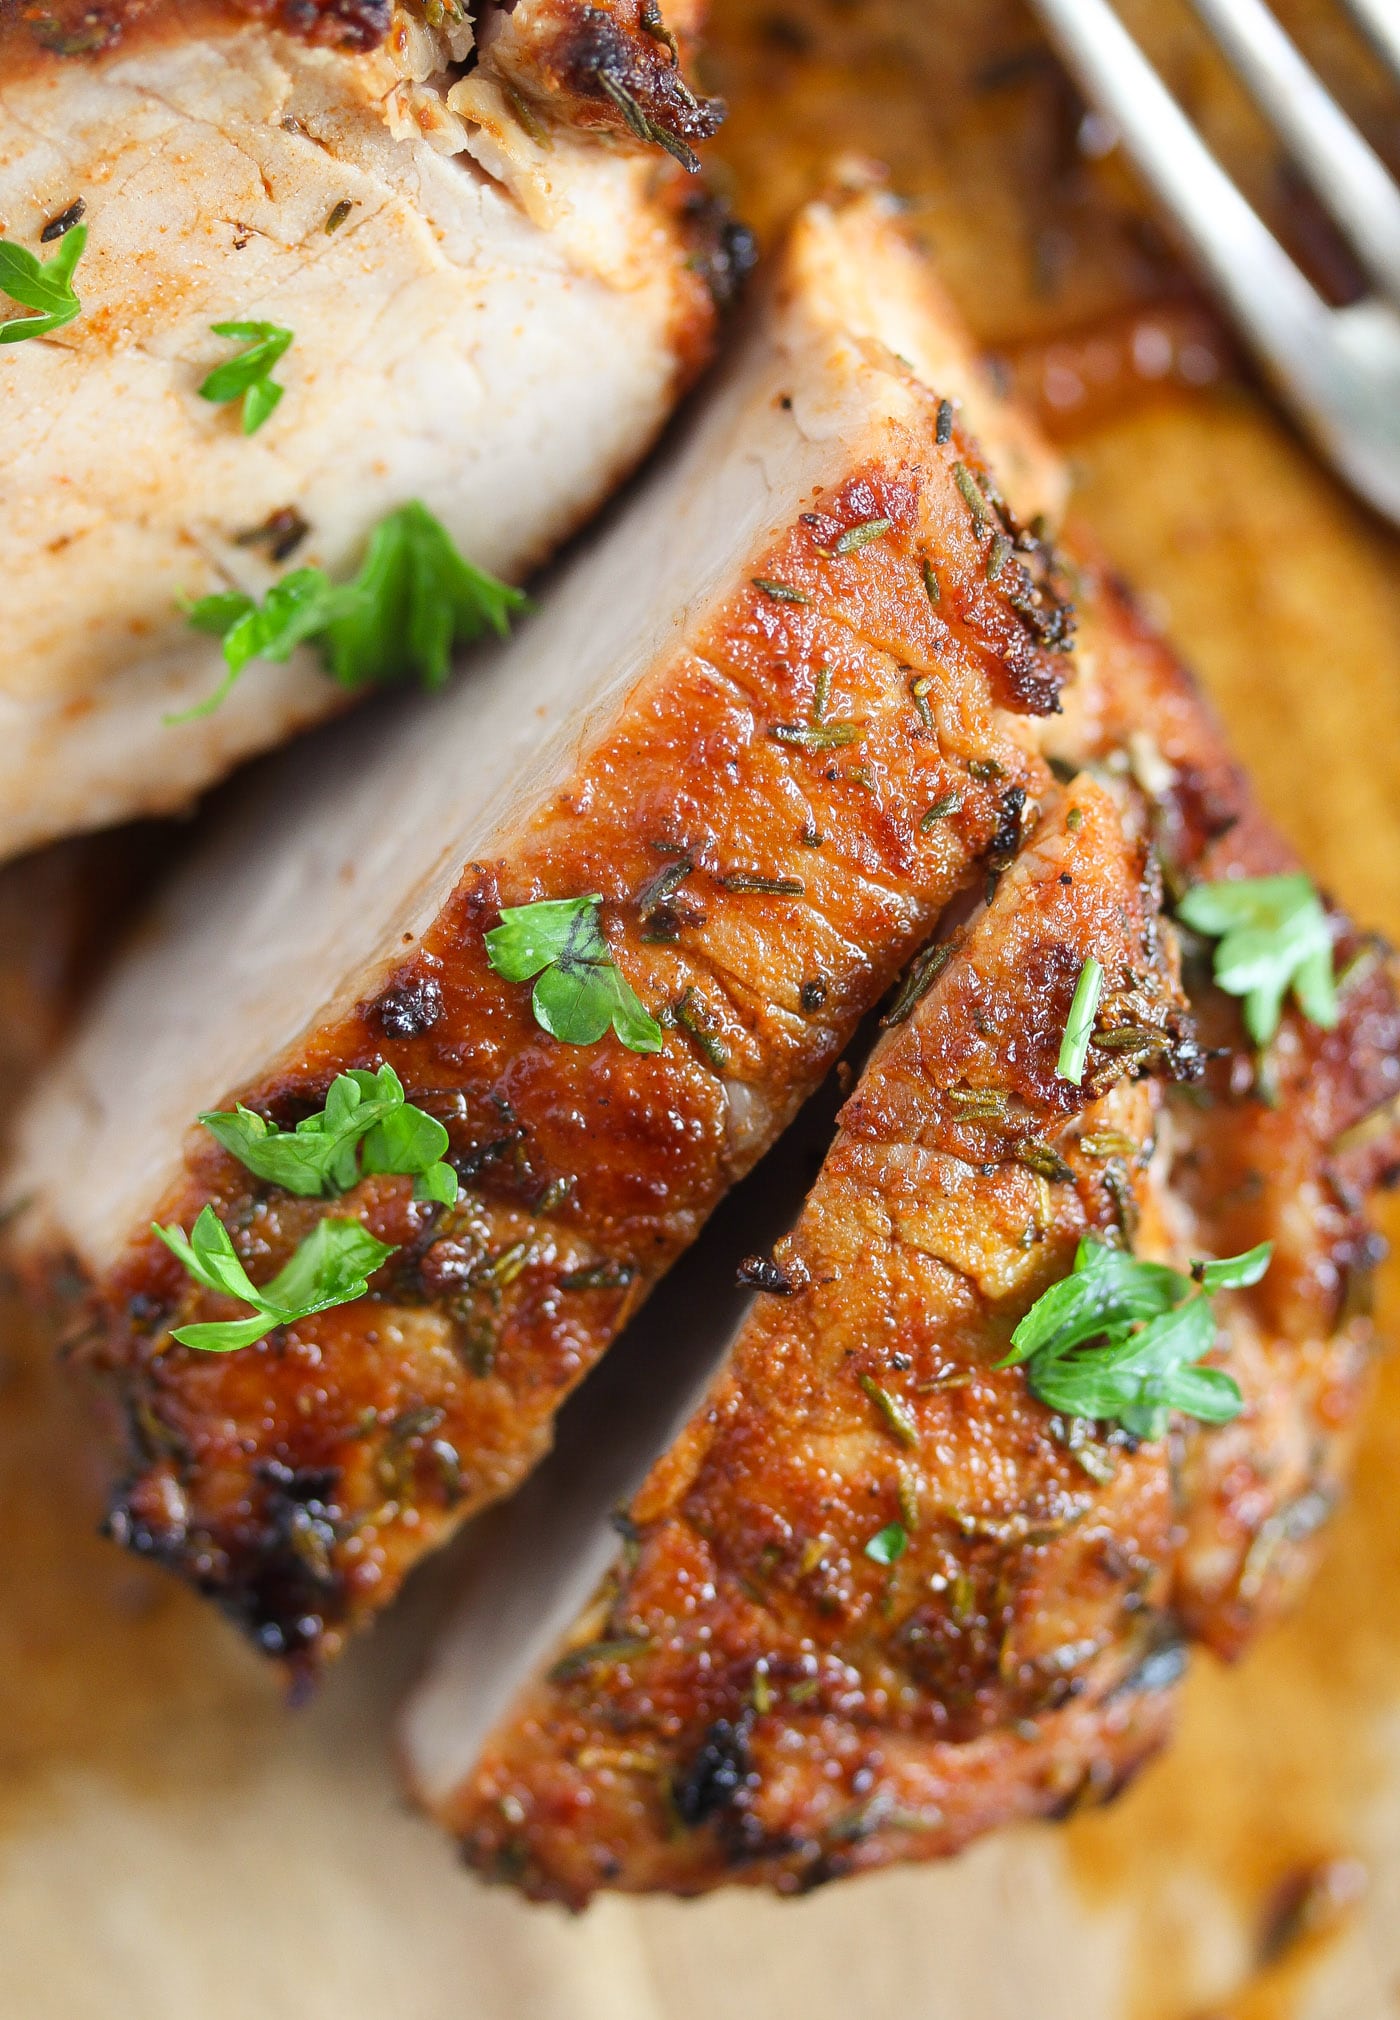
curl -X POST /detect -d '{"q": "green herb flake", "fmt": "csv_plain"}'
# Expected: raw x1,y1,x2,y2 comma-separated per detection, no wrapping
810,664,832,721
986,531,1013,581
180,501,527,717
768,720,861,750
547,1634,654,1684
865,1521,908,1565
673,985,728,1071
484,894,663,1054
996,1234,1269,1437
0,222,86,344
953,461,988,533
909,674,933,730
923,556,942,604
858,1372,919,1448
921,789,963,831
1014,1138,1074,1182
1177,873,1338,1045
1057,955,1104,1086
752,576,812,606
833,517,893,555
199,320,294,434
325,199,355,234
935,398,955,445
721,871,806,896
153,1203,396,1353
199,1063,457,1207
881,941,952,1027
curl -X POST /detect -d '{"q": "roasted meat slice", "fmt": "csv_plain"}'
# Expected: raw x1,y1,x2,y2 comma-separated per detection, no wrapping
400,199,1400,1904
0,0,740,859
405,780,1202,1901
1048,560,1400,1656
8,200,1073,1672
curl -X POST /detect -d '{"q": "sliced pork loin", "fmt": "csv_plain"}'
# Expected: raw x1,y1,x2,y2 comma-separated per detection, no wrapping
0,0,741,859
405,585,1400,1906
405,781,1200,1902
401,203,1400,1903
7,199,1075,1672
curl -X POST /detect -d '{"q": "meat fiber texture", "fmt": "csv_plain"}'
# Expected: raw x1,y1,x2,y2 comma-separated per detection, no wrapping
7,193,1074,1672
0,0,730,857
399,195,1400,1902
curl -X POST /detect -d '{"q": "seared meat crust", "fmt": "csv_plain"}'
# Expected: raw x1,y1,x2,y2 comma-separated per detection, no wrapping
1053,560,1400,1656
46,357,1072,1671
434,782,1202,1901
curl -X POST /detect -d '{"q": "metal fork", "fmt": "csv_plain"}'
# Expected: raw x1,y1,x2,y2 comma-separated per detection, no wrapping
1026,0,1400,527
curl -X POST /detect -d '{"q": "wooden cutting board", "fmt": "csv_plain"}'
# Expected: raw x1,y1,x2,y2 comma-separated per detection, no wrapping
5,2,1400,2014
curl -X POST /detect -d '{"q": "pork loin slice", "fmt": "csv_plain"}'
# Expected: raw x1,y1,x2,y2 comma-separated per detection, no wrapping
8,199,1074,1671
0,0,738,859
404,780,1199,1902
1047,557,1400,1657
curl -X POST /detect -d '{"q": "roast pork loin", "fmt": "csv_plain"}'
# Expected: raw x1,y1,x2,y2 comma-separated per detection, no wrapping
8,196,1074,1672
0,0,740,857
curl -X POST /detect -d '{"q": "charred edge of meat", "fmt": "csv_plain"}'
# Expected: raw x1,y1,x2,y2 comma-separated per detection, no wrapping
512,3,726,169
6,0,396,59
676,191,759,311
367,968,446,1040
671,1716,754,1827
105,1458,353,1667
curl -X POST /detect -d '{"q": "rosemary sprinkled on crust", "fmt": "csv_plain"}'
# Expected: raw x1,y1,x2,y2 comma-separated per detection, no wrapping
833,517,893,554
881,941,952,1026
935,398,955,445
751,576,811,605
858,1373,919,1448
923,556,942,603
921,789,963,830
769,720,861,750
721,872,806,895
953,461,989,533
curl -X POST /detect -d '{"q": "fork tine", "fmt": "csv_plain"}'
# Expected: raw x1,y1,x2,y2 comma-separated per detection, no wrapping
1026,0,1328,382
1339,0,1400,87
1191,0,1400,303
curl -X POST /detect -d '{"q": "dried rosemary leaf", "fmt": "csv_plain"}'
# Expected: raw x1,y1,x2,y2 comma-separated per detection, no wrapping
921,789,963,831
858,1373,919,1448
833,517,893,554
768,720,861,750
751,576,811,605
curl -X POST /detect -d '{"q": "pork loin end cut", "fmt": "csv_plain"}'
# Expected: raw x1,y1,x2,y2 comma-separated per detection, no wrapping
0,0,742,856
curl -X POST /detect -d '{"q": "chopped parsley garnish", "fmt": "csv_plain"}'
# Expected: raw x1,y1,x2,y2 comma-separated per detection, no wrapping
1057,955,1104,1085
1177,873,1338,1045
865,1521,908,1565
0,224,86,344
153,1204,396,1353
998,1235,1272,1438
199,1064,457,1207
485,895,663,1053
179,503,527,719
198,321,294,434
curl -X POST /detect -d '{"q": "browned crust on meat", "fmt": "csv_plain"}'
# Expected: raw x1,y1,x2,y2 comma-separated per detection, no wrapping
51,403,1072,1673
1054,547,1400,1659
0,0,720,169
441,783,1199,1902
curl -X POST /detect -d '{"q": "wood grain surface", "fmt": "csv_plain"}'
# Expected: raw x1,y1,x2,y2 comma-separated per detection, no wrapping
4,1,1400,2013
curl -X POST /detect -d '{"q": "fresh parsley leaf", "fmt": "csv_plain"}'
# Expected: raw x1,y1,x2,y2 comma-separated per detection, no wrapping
998,1235,1272,1438
0,223,86,344
199,320,295,433
174,567,365,722
1057,955,1104,1085
179,503,527,717
484,895,663,1054
1177,873,1338,1046
864,1521,908,1565
321,501,529,692
153,1203,397,1352
199,1063,456,1206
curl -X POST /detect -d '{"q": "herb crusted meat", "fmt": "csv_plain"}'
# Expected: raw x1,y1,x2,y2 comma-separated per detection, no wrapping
400,201,1400,1903
9,198,1075,1672
0,0,737,857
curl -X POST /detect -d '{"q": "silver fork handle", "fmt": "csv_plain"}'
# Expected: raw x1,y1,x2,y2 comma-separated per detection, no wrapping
1341,0,1400,83
1028,0,1329,374
1192,0,1400,304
